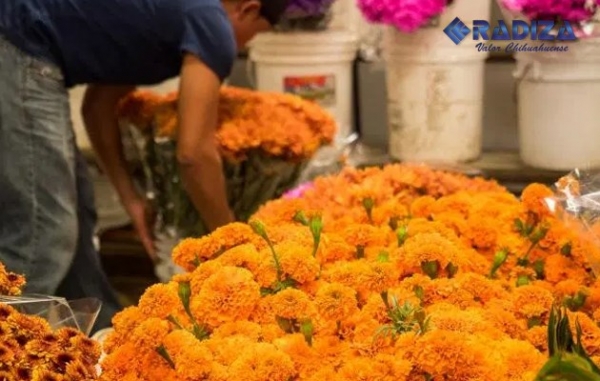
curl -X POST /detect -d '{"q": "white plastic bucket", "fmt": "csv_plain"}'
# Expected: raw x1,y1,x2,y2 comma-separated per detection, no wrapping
514,39,600,170
248,30,358,140
384,0,492,163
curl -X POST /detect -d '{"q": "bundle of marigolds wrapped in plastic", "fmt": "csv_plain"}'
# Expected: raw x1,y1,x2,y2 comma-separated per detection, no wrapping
0,263,101,380
117,86,335,242
99,163,600,380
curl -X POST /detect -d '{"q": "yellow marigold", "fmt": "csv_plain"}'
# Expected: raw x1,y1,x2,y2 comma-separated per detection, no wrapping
190,266,261,328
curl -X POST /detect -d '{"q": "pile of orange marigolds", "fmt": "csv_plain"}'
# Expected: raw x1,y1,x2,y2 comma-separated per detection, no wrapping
117,86,336,162
98,163,600,381
0,264,102,380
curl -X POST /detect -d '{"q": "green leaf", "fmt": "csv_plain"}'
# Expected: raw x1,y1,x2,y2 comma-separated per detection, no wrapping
377,251,390,263
445,262,458,278
167,315,184,329
300,320,314,346
535,355,600,381
514,218,526,235
356,245,365,259
413,285,425,302
156,345,175,369
362,197,375,223
528,316,543,329
421,261,439,279
388,216,399,231
293,211,309,226
276,316,294,334
190,255,201,268
192,323,209,341
561,242,573,257
178,281,193,318
490,249,509,278
516,275,530,287
309,216,323,258
533,259,546,279
531,224,550,244
249,219,268,239
396,225,408,247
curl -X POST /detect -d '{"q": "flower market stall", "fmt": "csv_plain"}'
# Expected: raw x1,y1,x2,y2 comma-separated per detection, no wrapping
85,163,600,380
248,0,358,140
4,165,600,378
358,0,492,164
499,0,600,170
116,86,335,282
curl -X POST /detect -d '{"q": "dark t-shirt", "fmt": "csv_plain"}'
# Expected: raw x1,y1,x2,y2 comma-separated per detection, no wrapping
0,0,237,87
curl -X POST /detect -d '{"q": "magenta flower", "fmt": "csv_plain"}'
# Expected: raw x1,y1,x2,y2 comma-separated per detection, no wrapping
499,0,598,23
283,182,314,199
358,0,450,32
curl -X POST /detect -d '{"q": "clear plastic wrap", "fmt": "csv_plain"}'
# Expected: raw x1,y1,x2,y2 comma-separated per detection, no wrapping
0,294,101,335
545,169,600,276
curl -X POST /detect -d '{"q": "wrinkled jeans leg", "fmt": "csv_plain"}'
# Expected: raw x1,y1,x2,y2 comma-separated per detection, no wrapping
56,149,123,332
0,38,77,294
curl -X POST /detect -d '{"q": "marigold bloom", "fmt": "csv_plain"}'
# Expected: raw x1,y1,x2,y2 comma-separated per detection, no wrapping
314,283,358,322
190,266,261,328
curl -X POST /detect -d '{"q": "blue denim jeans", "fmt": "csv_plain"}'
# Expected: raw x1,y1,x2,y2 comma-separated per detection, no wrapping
56,151,123,332
0,36,78,294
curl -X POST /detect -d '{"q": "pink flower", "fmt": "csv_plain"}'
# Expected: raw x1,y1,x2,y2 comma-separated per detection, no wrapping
500,0,598,23
283,182,314,199
358,0,449,32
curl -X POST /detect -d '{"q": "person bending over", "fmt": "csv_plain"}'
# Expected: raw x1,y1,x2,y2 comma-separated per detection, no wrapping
0,0,288,312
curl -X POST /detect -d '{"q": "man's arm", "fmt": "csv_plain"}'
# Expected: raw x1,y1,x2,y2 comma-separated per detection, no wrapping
177,53,235,231
82,85,157,259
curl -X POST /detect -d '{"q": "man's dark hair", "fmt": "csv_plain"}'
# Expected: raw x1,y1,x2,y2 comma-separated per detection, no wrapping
259,0,290,26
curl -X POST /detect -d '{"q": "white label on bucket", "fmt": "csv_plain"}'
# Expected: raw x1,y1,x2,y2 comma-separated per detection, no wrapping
283,75,336,107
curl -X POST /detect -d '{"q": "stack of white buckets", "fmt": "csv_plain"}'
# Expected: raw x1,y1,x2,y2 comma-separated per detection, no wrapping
248,0,493,163
249,0,600,170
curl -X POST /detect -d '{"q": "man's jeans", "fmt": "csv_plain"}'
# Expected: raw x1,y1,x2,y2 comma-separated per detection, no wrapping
0,36,78,294
0,36,122,330
56,151,123,332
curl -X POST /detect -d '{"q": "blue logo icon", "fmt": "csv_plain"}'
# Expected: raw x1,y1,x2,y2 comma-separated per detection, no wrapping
444,17,471,45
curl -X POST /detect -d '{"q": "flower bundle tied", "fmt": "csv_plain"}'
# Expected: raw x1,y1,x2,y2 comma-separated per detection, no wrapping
116,86,335,240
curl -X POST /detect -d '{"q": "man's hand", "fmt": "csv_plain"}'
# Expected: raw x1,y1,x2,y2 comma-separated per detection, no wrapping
178,53,235,231
82,84,157,261
122,197,157,261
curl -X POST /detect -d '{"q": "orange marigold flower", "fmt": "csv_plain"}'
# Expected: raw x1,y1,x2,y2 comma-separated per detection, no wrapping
314,283,358,322
521,183,555,217
269,288,316,320
190,266,261,328
227,342,296,381
510,284,555,320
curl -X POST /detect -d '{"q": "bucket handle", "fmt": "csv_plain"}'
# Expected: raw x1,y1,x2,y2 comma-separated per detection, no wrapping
512,60,540,104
